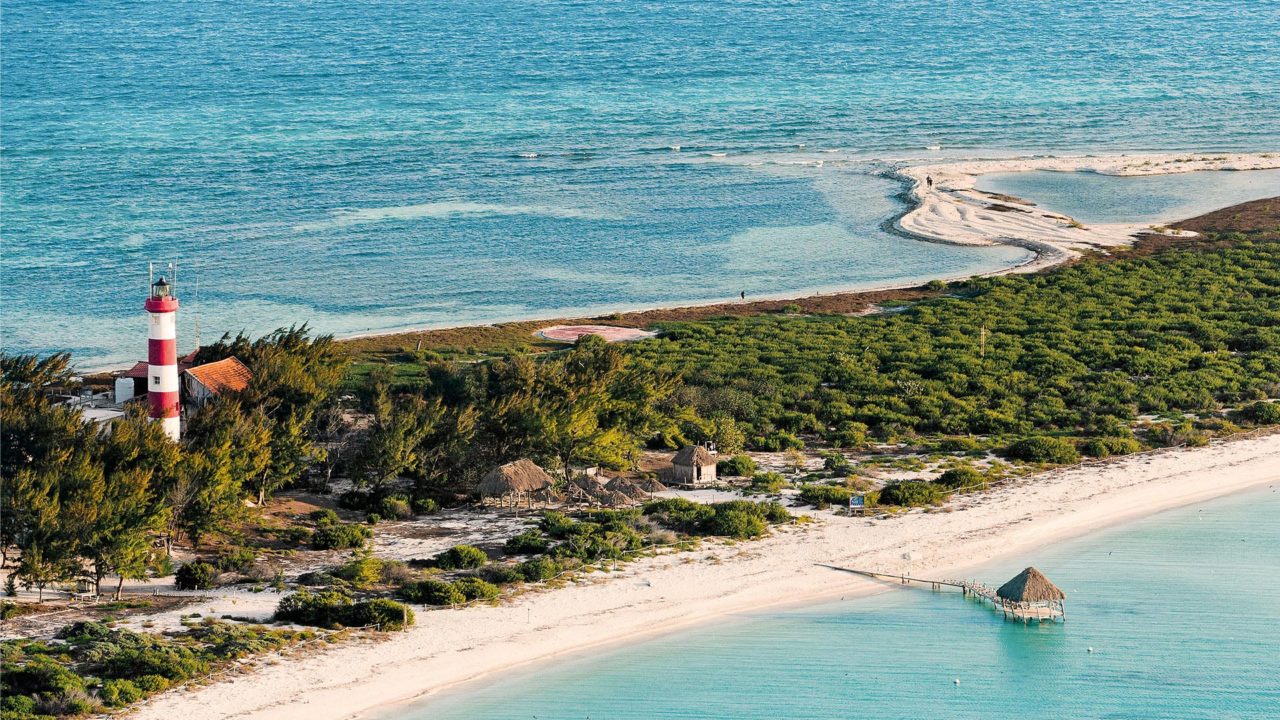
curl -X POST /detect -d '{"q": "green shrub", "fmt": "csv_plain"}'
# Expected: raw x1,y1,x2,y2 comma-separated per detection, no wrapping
703,507,766,538
397,579,464,606
936,436,980,452
275,589,351,627
411,497,440,514
716,454,758,477
821,452,853,474
751,430,804,452
216,547,257,573
333,556,384,588
1006,436,1080,464
3,655,88,696
273,526,313,546
1079,436,1142,458
432,544,488,570
378,495,414,520
934,466,985,490
99,678,143,707
480,565,526,585
799,484,852,508
878,480,948,507
309,508,341,527
757,501,792,524
517,556,562,582
310,523,372,550
134,675,170,693
343,599,414,630
643,498,714,532
504,530,550,555
749,471,786,493
829,421,868,448
452,576,501,602
175,562,218,591
1236,400,1280,425
702,501,769,539
99,645,208,681
538,511,577,539
1,694,37,715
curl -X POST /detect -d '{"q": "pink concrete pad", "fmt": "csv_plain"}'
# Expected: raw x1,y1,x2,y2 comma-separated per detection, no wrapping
536,325,658,343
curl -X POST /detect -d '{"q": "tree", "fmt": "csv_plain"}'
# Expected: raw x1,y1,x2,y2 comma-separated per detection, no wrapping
175,443,244,548
533,336,676,482
85,467,160,597
17,545,65,602
351,390,442,495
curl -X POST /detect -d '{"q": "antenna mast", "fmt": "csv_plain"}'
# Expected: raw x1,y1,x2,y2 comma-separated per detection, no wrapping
194,276,201,350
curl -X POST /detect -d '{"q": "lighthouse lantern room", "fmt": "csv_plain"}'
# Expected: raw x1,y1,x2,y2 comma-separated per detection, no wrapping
144,264,181,441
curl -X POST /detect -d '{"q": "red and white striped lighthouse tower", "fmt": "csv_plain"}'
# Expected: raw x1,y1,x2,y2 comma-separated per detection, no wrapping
145,265,181,441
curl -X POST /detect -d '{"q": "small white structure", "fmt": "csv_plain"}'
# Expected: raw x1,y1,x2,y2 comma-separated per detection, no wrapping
114,376,135,404
669,445,718,487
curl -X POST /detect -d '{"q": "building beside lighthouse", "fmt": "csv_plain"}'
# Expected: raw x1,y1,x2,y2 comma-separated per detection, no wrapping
145,273,182,441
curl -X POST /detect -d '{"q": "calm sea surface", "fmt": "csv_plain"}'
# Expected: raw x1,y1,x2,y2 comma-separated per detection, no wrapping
398,487,1280,720
3,1,1280,366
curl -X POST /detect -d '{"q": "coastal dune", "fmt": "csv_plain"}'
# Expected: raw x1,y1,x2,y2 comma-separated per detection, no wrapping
130,432,1280,720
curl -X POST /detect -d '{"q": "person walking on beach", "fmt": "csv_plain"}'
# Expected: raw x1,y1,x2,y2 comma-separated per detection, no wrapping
740,290,746,301
926,175,933,189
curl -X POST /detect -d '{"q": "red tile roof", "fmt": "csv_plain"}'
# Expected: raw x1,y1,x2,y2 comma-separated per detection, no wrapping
185,357,253,396
123,350,201,379
124,361,150,379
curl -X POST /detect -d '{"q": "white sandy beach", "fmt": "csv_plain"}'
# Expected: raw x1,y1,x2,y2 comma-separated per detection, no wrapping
129,430,1280,720
893,151,1280,268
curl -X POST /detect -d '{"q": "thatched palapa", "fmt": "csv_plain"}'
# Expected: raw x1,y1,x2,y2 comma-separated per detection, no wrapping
605,477,650,501
632,476,668,493
477,459,554,499
996,567,1066,602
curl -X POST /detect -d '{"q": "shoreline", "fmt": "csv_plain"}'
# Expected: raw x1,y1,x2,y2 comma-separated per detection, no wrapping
76,151,1279,373
130,430,1280,720
327,151,1280,359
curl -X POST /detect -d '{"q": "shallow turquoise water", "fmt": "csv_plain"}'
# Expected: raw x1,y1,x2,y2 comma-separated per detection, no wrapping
977,169,1280,225
405,488,1280,719
3,1,1279,366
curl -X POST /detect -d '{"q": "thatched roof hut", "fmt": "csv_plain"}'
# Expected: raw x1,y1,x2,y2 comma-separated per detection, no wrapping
633,476,668,493
477,459,554,499
673,445,717,467
997,567,1065,603
605,477,650,501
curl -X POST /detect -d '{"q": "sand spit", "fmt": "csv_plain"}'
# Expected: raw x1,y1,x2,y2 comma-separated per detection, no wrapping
130,431,1280,720
893,152,1280,269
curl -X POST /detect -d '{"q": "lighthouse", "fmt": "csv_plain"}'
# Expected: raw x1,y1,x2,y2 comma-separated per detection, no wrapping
145,267,181,441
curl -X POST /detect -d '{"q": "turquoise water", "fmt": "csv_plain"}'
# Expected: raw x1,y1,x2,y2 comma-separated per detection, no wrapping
4,1,1280,367
406,488,1280,719
977,169,1280,225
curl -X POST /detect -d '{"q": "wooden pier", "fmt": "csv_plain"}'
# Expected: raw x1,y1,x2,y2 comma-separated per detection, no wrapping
819,564,1066,624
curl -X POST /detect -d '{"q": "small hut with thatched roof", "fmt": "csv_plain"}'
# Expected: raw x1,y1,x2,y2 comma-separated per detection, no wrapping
477,459,554,508
995,567,1066,622
632,476,668,493
669,445,717,487
605,477,650,501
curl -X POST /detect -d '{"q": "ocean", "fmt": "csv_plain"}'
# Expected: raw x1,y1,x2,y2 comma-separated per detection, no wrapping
3,1,1279,367
397,486,1280,720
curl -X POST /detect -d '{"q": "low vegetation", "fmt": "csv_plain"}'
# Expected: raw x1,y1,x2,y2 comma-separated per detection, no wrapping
1,621,315,719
